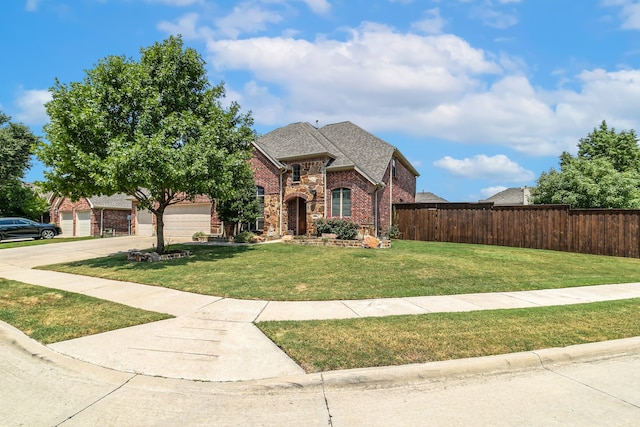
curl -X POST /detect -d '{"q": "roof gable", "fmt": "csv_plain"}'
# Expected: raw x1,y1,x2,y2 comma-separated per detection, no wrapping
254,121,418,184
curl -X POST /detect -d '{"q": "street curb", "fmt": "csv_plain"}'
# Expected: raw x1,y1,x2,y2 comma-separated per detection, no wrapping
3,320,640,390
258,336,640,390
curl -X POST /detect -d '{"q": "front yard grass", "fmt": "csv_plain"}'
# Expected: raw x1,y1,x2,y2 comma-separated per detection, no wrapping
38,240,640,301
0,278,172,344
258,298,640,372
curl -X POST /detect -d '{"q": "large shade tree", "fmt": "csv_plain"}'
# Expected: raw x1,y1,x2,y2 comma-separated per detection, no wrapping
531,121,640,208
0,112,49,218
39,36,256,253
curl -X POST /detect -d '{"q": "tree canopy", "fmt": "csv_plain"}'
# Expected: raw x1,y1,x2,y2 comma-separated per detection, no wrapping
0,112,48,219
530,121,640,208
39,36,256,252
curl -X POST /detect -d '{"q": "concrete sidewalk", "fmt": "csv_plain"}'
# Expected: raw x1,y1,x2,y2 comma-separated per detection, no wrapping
2,236,640,382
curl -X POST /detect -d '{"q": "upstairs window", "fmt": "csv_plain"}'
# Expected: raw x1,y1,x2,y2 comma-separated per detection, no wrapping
292,164,301,182
392,158,397,178
331,188,351,217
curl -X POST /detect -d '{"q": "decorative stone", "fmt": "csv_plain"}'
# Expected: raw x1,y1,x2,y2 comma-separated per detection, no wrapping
127,249,192,262
321,233,338,239
282,235,294,241
363,235,381,249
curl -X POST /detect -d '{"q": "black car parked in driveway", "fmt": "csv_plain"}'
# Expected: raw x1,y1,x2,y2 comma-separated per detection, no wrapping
0,217,62,241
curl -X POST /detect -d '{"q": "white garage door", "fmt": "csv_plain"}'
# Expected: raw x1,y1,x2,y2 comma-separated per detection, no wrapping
136,209,154,236
60,212,73,236
163,204,211,237
76,211,92,237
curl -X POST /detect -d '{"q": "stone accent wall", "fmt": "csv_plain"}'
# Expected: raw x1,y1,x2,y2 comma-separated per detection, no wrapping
250,148,282,235
262,194,280,237
283,157,328,236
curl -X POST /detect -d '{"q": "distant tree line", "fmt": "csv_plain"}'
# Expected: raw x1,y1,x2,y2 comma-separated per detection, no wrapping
0,112,48,219
531,121,640,209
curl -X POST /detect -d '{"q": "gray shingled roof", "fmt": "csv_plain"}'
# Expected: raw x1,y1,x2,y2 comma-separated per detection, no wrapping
254,121,418,184
480,187,531,205
415,192,448,203
88,193,132,210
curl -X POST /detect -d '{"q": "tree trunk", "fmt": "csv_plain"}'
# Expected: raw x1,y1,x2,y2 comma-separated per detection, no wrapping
155,206,165,254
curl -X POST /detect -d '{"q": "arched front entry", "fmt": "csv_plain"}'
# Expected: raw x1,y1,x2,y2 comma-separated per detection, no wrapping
287,197,307,235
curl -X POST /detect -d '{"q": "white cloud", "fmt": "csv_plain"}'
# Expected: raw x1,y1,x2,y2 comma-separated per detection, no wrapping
25,0,40,11
144,0,203,6
433,154,534,182
157,13,214,39
301,0,331,14
15,88,51,125
411,8,446,34
159,4,283,40
604,0,640,30
207,23,502,124
179,15,640,158
215,4,283,38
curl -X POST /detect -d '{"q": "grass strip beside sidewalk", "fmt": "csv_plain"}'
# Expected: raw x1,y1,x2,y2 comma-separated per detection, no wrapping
257,298,640,373
0,278,172,344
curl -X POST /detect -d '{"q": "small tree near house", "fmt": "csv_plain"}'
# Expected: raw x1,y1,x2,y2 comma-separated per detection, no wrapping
215,168,261,237
39,36,256,253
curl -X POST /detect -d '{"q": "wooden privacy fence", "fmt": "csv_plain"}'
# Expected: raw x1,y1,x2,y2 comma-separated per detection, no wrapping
394,203,640,258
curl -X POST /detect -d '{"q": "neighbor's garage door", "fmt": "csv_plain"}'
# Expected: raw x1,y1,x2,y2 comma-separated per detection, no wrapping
76,211,92,237
60,212,73,236
163,203,211,237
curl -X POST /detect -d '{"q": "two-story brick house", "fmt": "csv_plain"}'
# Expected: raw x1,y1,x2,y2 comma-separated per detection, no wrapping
250,121,419,237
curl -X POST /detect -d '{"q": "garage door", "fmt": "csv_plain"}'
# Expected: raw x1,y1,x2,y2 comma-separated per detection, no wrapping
60,212,73,236
136,209,154,236
163,204,212,237
76,211,92,237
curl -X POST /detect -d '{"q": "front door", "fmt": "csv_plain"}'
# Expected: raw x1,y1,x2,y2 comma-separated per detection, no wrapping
287,198,307,235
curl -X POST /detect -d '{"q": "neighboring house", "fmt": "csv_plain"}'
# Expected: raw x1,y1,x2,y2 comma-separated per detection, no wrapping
415,191,448,203
50,194,133,237
250,121,419,236
480,187,532,206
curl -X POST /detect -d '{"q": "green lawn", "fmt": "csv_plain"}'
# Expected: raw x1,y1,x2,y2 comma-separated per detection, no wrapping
8,240,640,367
38,240,640,301
0,278,172,344
0,236,95,249
258,298,640,372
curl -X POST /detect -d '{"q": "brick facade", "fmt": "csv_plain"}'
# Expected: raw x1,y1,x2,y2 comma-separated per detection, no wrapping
251,152,416,237
50,196,132,237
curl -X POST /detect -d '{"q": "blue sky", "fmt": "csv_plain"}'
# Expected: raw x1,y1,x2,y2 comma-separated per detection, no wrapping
3,0,640,202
